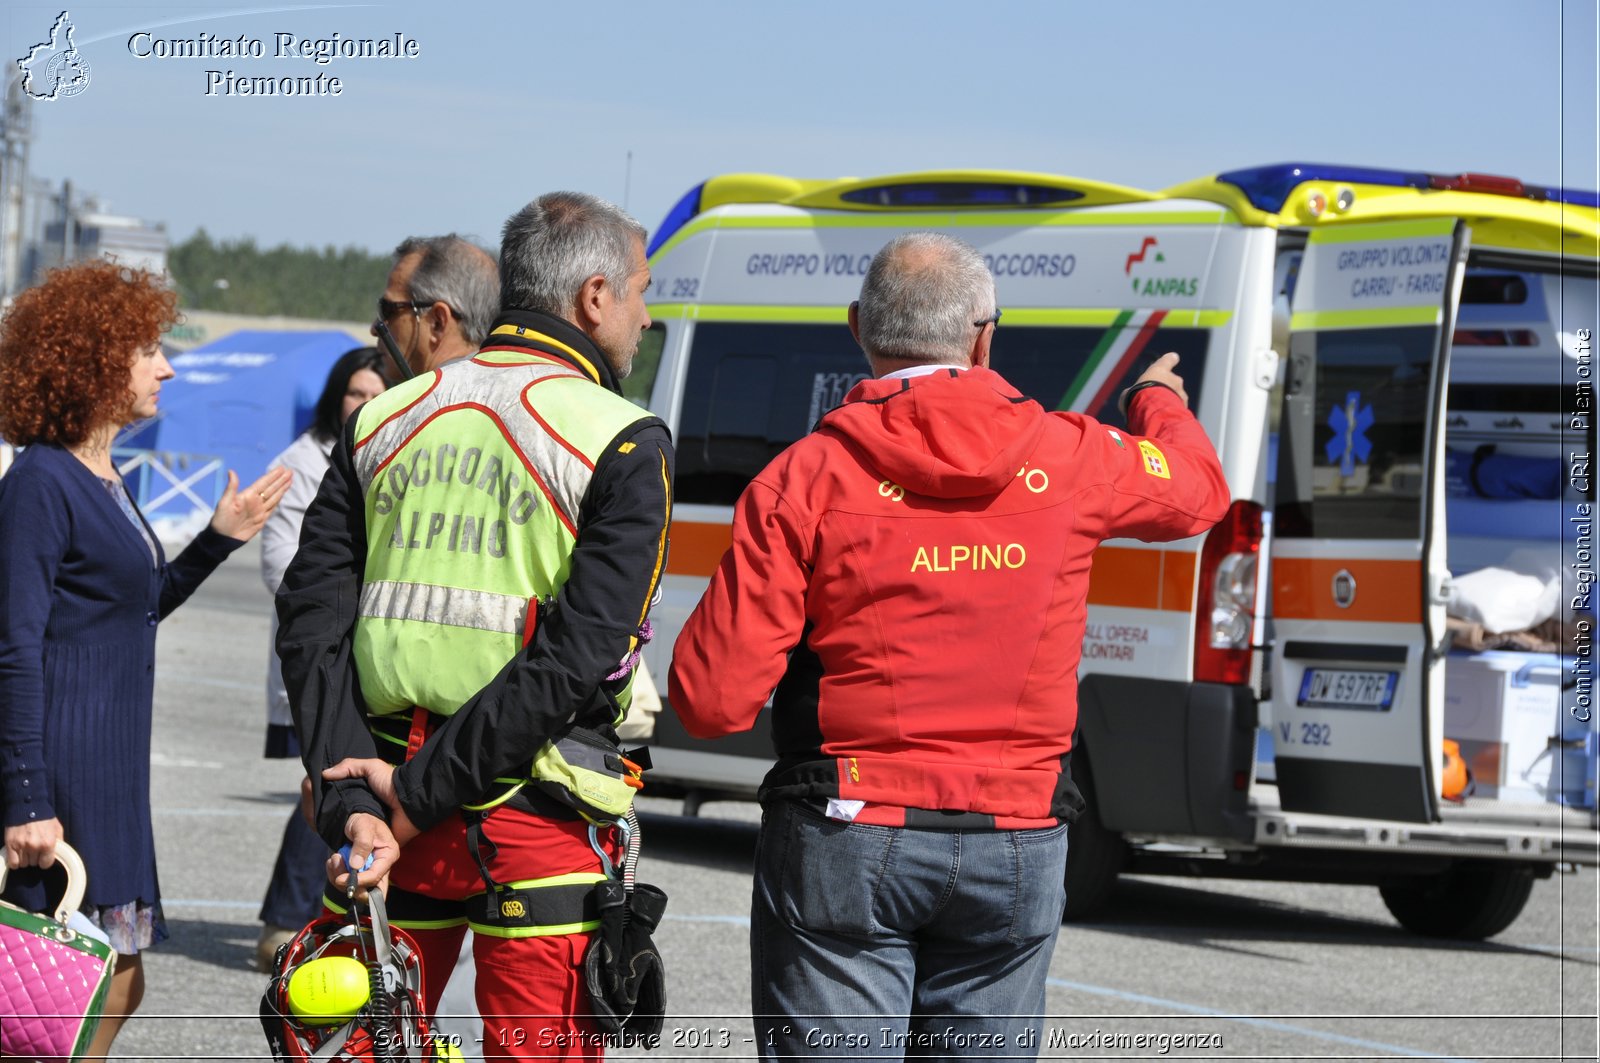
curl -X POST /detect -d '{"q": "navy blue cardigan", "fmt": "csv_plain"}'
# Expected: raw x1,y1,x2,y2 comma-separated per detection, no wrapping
0,444,241,911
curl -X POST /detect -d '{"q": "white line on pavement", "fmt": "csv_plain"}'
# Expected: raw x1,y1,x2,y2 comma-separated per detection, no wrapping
1046,977,1477,1062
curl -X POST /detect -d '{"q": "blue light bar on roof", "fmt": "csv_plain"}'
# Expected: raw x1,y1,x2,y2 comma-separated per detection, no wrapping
1216,163,1431,213
1541,185,1600,208
647,181,706,258
1217,162,1600,212
837,182,1084,208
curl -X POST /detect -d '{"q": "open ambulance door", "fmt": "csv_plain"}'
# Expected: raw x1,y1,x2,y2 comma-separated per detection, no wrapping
1270,219,1469,823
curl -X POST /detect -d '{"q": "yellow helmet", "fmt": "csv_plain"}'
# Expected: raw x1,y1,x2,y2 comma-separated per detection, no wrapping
285,955,371,1026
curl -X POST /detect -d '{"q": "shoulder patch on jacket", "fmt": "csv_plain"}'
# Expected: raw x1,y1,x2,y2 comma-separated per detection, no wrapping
618,441,637,454
1107,428,1125,448
1138,440,1170,479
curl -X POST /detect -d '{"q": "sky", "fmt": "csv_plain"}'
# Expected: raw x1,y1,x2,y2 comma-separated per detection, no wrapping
2,0,1597,257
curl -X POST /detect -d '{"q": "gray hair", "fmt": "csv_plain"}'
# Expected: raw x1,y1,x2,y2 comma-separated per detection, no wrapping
498,192,648,317
856,232,996,365
394,234,499,346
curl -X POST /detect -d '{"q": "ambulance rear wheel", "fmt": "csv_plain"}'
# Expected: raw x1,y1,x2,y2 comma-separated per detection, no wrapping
1062,753,1125,919
1378,861,1535,940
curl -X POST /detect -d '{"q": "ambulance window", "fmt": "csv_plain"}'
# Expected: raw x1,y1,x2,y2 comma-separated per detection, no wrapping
676,323,866,505
1459,274,1528,305
622,323,666,409
1443,264,1586,502
1276,325,1436,538
990,326,1210,424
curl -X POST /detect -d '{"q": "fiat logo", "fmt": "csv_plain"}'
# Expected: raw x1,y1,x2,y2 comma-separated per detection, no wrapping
1332,569,1357,608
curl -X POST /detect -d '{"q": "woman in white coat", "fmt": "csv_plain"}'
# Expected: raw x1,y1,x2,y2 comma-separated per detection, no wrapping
254,346,387,968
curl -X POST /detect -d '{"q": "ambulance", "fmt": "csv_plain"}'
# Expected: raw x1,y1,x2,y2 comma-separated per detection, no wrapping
625,164,1599,939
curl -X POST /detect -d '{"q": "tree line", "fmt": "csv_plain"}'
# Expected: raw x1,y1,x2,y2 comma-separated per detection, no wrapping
167,229,391,321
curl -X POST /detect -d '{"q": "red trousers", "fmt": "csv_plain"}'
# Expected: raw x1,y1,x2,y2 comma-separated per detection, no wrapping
339,807,621,1060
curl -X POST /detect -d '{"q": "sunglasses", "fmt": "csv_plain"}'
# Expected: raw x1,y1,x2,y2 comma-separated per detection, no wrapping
376,298,433,321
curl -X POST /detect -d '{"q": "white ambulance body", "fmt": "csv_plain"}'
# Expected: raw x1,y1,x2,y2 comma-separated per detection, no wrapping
625,166,1598,939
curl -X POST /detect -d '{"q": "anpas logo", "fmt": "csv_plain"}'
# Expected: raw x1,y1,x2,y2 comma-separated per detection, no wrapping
1124,236,1198,299
16,11,92,101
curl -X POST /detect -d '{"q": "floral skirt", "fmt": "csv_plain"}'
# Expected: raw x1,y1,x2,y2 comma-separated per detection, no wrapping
84,899,168,956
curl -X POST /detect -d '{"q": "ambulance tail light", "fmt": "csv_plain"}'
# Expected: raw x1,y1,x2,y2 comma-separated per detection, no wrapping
1194,501,1263,685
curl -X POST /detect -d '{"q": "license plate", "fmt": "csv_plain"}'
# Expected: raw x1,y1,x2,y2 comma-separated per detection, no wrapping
1297,668,1398,710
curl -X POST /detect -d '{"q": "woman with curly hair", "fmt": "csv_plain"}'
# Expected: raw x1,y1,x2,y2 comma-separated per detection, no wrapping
0,260,292,1054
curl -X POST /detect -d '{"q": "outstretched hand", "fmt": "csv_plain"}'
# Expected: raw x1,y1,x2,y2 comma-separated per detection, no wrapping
210,466,292,541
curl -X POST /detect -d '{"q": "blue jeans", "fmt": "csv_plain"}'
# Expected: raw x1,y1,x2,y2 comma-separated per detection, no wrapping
257,805,330,928
751,800,1068,1061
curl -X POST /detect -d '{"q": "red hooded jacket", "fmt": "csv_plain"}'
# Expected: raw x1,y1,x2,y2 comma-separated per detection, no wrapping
668,365,1228,826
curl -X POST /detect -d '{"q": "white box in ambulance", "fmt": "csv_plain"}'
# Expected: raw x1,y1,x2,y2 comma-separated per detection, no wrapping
1444,651,1570,803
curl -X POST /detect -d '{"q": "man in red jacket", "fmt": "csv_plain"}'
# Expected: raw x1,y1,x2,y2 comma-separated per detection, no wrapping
668,232,1228,1058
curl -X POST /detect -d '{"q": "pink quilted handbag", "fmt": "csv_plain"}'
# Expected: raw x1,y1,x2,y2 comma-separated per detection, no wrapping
0,842,116,1061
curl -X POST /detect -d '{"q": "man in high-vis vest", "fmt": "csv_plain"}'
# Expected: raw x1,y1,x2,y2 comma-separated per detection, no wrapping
276,191,673,1058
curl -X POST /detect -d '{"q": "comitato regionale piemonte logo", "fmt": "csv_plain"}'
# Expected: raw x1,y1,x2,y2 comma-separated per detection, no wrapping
16,11,92,101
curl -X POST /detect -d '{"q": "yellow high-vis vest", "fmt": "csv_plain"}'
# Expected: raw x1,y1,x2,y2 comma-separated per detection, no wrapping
350,343,654,729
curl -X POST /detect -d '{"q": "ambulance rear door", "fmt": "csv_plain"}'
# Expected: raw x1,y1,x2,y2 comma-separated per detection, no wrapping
1270,218,1469,823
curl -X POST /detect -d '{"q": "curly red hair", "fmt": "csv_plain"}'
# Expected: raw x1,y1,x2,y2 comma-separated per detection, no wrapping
0,260,178,446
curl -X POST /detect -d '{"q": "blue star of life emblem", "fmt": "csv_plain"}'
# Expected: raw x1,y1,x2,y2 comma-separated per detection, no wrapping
1325,390,1374,476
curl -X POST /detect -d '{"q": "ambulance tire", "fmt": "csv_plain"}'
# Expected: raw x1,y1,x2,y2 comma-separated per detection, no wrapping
1062,752,1126,920
1378,861,1535,940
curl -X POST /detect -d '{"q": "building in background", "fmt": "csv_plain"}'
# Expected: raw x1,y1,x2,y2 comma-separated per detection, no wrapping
25,188,168,281
0,77,39,301
2,75,168,297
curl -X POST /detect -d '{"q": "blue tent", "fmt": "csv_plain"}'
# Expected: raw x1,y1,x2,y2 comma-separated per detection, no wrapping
118,329,365,518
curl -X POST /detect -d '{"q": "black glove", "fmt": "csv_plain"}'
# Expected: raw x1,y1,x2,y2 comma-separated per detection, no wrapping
619,885,667,1044
583,882,668,1045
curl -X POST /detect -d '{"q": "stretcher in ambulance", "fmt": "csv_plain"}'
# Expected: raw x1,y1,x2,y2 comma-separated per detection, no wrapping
624,165,1599,939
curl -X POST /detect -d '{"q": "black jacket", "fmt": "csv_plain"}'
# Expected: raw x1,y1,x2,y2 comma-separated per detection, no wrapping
275,310,674,844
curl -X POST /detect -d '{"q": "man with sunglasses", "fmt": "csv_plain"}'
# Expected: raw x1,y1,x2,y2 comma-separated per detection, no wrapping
373,234,499,377
669,231,1227,1059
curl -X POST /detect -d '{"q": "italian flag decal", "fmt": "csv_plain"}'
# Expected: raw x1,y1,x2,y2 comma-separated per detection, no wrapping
1054,309,1169,413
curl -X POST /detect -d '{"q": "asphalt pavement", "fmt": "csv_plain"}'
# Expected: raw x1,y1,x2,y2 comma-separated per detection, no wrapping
107,540,1599,1061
